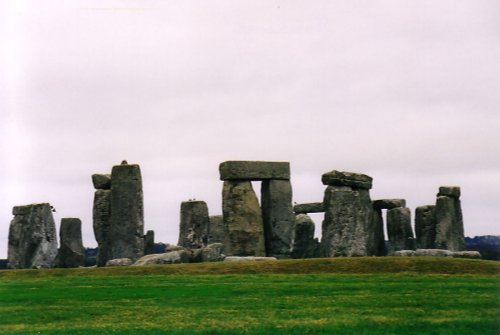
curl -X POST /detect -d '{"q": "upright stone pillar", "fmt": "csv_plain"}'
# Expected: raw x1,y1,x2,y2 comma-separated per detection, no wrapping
144,230,155,255
109,163,145,261
415,205,436,249
291,214,319,259
387,207,415,254
178,200,210,249
261,179,294,258
435,186,465,251
320,171,380,257
8,203,58,269
57,218,84,268
93,189,111,267
207,215,225,244
222,180,266,256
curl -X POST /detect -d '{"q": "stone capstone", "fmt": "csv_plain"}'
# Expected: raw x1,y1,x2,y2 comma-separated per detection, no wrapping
8,203,58,269
387,207,415,254
321,170,373,190
219,161,290,181
178,200,209,249
291,214,319,259
415,205,436,249
372,199,406,210
222,180,266,256
435,190,465,251
105,258,133,266
437,186,461,198
261,179,294,258
56,218,84,268
223,256,277,262
133,250,191,266
91,174,111,190
293,202,325,214
320,185,382,257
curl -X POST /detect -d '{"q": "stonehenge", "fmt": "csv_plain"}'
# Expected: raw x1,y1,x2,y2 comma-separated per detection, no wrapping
5,160,472,269
220,161,294,258
8,203,58,269
92,161,145,266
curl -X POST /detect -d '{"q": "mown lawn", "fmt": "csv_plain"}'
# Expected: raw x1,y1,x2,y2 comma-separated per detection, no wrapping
0,258,499,334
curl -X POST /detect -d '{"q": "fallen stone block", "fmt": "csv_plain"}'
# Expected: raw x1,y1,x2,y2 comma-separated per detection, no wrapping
133,250,192,266
224,256,278,262
414,249,453,257
393,250,415,257
105,258,133,266
451,251,481,259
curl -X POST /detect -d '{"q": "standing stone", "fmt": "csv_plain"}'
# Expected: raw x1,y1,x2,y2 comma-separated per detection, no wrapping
108,163,145,262
415,205,436,249
435,187,465,251
291,214,319,259
93,189,111,267
370,208,386,256
387,207,415,254
321,184,379,257
222,180,266,256
207,215,225,245
178,200,210,249
144,230,155,255
57,218,84,268
261,179,294,258
8,203,58,269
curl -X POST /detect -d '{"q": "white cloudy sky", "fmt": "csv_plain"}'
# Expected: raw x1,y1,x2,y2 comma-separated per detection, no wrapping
1,0,499,258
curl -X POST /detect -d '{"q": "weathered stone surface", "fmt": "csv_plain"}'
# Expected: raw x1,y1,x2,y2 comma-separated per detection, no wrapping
144,230,155,255
93,189,111,267
291,214,319,259
219,161,290,181
437,186,461,198
191,243,225,263
321,170,373,190
371,208,386,256
415,205,436,249
164,244,187,252
293,202,325,214
435,193,465,251
133,250,191,266
105,258,133,266
207,215,225,244
414,249,453,257
56,218,84,268
222,181,266,256
261,179,294,258
8,203,58,269
224,256,277,262
394,250,415,257
320,186,380,257
178,200,209,249
372,199,406,210
91,174,111,190
387,207,415,254
109,163,145,261
452,251,481,259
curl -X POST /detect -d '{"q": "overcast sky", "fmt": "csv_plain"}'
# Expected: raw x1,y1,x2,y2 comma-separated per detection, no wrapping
1,0,499,258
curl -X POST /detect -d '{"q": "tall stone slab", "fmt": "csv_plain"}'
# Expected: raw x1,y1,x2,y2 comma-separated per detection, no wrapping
415,205,436,249
178,200,210,249
57,218,84,268
387,207,415,254
8,203,58,269
435,186,465,251
261,179,294,258
321,185,379,257
222,180,266,256
144,230,155,255
109,163,145,261
207,215,225,245
291,214,319,259
93,189,111,267
371,208,386,256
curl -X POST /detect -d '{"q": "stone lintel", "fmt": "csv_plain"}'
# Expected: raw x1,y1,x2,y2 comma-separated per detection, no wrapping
437,186,461,198
293,202,325,214
321,170,373,190
219,161,290,181
92,174,111,190
372,199,406,210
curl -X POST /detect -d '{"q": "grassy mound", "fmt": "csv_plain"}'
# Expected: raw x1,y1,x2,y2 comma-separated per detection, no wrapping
0,256,498,278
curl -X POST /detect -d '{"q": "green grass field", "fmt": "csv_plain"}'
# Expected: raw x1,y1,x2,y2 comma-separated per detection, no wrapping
0,257,499,335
